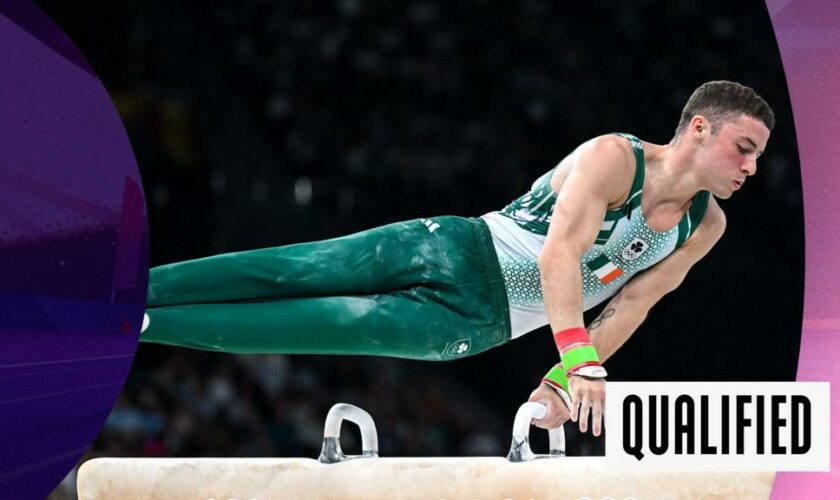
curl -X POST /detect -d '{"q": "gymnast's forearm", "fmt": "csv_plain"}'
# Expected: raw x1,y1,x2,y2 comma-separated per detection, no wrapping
538,248,586,332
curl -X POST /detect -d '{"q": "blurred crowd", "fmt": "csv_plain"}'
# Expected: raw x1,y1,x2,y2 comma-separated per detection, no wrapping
51,348,509,498
39,1,800,498
46,0,798,257
101,349,506,458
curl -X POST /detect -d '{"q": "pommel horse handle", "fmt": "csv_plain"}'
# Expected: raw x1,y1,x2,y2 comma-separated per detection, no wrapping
506,402,566,462
318,403,379,463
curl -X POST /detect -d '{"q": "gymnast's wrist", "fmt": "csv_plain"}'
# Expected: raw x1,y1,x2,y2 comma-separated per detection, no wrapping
542,363,569,393
553,327,608,378
542,363,574,410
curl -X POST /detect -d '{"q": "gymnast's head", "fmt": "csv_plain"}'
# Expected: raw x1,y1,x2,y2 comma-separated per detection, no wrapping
673,81,775,198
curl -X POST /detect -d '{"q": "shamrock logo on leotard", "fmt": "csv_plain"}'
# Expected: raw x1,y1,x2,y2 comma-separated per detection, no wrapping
444,339,472,357
621,238,649,261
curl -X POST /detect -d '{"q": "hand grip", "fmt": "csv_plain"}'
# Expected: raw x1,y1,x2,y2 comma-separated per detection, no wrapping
506,402,566,462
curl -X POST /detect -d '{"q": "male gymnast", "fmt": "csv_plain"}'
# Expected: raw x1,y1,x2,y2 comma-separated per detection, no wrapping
141,80,774,437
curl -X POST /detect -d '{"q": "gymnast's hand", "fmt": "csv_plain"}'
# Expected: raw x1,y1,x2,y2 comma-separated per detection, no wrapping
527,383,571,429
568,375,605,436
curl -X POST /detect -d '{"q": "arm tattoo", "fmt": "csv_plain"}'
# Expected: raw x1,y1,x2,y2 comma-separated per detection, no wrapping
587,308,615,332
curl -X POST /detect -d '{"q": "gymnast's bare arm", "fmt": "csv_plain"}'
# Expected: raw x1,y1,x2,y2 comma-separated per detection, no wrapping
531,197,727,432
529,136,635,435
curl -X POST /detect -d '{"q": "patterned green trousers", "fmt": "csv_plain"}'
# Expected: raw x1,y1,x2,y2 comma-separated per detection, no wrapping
142,216,511,361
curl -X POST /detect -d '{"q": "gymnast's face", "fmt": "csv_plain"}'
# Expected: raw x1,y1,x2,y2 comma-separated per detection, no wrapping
697,114,771,199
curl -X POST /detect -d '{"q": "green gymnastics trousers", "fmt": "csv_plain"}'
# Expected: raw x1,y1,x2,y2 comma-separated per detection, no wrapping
142,216,512,361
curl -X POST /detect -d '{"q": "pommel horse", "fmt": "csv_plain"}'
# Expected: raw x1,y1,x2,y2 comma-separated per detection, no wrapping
78,402,773,499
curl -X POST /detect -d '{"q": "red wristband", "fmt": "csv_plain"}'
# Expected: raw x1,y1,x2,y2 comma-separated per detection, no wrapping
553,327,605,378
552,326,590,354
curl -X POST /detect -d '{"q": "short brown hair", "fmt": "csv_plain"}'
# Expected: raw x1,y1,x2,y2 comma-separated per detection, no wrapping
675,81,775,137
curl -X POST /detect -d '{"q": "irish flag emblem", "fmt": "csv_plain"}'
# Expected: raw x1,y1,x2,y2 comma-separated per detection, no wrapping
586,254,623,284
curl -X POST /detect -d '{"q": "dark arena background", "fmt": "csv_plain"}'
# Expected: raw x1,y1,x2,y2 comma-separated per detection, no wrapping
37,1,802,497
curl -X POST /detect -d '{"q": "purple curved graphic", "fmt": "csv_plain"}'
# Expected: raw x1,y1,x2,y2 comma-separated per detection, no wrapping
0,3,146,499
768,0,840,498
